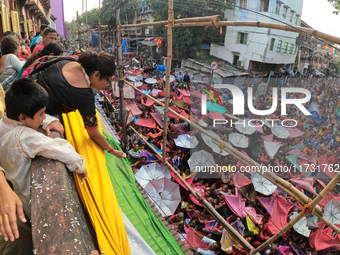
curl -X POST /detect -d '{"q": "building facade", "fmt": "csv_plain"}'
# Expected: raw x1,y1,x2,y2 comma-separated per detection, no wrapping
210,0,303,76
0,0,51,37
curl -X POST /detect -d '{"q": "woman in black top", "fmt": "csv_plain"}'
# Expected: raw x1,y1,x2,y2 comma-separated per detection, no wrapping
30,50,125,158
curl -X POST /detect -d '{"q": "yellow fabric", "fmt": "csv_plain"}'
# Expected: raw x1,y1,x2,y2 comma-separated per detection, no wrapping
246,216,260,235
63,110,130,255
220,229,233,253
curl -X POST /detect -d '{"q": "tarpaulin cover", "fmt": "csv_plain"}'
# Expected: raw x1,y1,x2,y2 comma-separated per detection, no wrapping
103,133,185,254
245,207,264,225
318,157,335,178
206,111,226,120
249,133,261,157
171,124,187,135
151,89,162,97
183,96,192,105
185,228,209,250
191,90,202,98
224,188,247,218
289,178,326,196
231,218,245,236
262,134,273,142
135,118,157,129
126,103,143,116
206,101,226,114
264,141,281,159
231,172,252,188
309,222,340,251
267,195,295,235
287,128,305,139
177,89,190,97
150,112,164,128
172,100,188,110
62,111,130,254
246,216,260,235
144,97,156,107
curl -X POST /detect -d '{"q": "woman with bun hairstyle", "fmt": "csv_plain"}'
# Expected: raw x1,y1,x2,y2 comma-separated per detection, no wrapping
28,50,125,158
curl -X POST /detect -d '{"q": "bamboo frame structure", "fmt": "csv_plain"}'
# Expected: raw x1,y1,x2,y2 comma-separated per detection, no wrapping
118,8,340,253
162,0,173,163
130,126,260,254
125,80,340,246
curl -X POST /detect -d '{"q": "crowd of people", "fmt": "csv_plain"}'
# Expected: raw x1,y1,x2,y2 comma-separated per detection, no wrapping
100,62,340,255
0,22,340,255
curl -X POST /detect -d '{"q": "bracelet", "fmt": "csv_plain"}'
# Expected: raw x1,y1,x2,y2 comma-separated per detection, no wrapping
107,146,114,153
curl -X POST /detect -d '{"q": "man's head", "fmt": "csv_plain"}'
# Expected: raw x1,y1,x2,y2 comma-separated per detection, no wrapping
5,78,49,130
208,242,220,251
40,24,49,34
43,28,58,45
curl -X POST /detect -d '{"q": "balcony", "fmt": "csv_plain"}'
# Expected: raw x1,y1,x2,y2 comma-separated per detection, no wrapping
25,0,49,22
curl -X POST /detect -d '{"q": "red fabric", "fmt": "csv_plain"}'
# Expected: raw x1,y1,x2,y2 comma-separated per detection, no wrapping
232,172,252,188
267,195,295,235
135,118,156,129
309,222,340,251
173,93,184,100
183,96,192,105
191,90,202,98
169,170,194,190
150,112,164,128
319,194,334,209
184,228,209,250
190,194,203,207
170,105,181,113
158,91,174,97
139,84,148,91
32,42,45,55
317,157,335,178
144,97,156,107
204,111,226,120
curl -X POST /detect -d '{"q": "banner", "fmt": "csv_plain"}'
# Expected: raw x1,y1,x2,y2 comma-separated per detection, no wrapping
1,4,10,33
308,103,320,122
11,11,20,34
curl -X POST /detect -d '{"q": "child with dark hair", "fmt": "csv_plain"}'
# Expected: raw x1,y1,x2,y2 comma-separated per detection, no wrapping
0,78,88,229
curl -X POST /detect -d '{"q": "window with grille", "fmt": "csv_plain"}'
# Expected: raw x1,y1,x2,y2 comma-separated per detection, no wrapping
289,11,294,22
237,32,248,45
270,38,275,51
275,2,281,15
283,7,288,18
258,0,269,12
239,0,247,10
277,40,282,52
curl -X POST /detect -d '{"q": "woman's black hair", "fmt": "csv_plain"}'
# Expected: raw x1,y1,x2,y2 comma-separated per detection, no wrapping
0,35,19,55
5,78,49,121
22,42,63,70
78,51,116,78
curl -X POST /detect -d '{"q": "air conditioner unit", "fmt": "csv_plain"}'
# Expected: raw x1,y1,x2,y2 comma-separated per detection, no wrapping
237,60,243,67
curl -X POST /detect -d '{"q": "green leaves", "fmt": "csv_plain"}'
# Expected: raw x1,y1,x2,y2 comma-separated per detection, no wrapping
328,0,340,15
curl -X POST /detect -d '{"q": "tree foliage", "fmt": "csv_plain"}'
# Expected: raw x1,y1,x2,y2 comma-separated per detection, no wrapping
328,0,340,14
147,0,233,59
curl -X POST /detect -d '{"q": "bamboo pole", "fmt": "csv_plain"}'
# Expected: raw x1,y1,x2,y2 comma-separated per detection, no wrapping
130,126,259,254
125,80,340,235
120,18,340,45
172,21,214,28
251,173,340,254
162,0,173,163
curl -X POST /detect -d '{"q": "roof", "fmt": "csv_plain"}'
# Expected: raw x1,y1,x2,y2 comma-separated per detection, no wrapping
185,58,248,78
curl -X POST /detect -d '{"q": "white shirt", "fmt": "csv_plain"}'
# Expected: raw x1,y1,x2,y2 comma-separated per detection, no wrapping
197,236,216,255
0,54,25,83
0,114,85,219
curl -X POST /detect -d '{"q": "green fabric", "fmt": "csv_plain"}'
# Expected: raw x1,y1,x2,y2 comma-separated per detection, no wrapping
207,101,226,114
104,131,184,255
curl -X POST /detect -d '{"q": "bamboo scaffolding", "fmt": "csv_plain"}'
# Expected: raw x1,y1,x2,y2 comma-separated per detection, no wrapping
251,173,340,254
125,80,340,236
129,126,259,254
162,0,173,163
120,19,340,45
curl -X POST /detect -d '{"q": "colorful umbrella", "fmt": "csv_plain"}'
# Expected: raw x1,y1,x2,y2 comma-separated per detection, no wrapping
251,172,277,195
127,76,136,81
135,81,143,87
135,163,171,188
166,75,176,83
228,133,249,148
144,177,181,216
289,211,311,237
188,150,216,172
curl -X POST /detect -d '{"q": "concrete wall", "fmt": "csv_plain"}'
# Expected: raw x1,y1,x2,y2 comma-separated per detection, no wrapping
210,0,303,70
50,0,66,38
